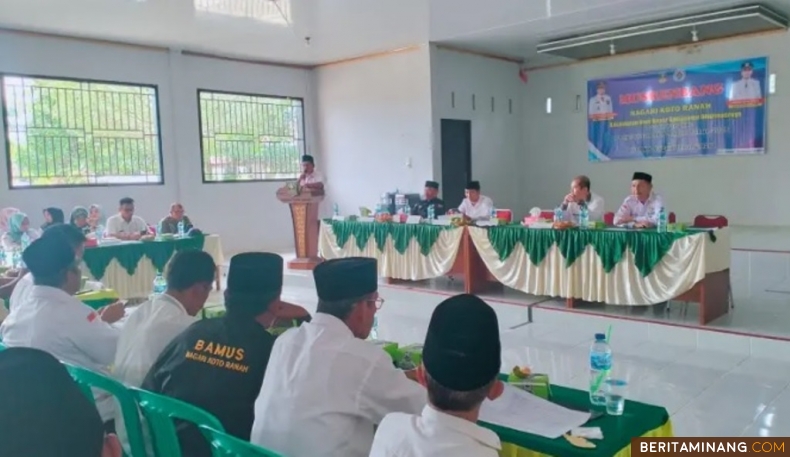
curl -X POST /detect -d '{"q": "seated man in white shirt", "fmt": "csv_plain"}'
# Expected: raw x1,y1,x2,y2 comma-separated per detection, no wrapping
613,172,665,228
113,249,215,388
455,181,494,221
105,197,148,240
250,258,426,457
370,294,503,457
2,223,123,334
1,234,121,427
560,175,605,223
298,155,324,192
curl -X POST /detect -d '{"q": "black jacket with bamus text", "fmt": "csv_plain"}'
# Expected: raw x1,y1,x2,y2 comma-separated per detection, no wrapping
141,314,278,457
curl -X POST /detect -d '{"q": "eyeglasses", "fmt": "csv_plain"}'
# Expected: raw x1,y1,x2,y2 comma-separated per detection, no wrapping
367,297,385,310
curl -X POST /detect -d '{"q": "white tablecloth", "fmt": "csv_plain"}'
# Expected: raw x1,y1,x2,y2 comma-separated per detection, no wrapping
80,235,224,299
318,222,463,281
468,227,730,305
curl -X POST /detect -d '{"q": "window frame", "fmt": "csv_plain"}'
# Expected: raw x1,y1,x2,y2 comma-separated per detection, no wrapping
0,72,165,190
196,88,307,184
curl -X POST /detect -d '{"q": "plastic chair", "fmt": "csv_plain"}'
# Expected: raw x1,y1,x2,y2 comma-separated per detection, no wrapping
603,212,614,225
65,365,148,457
693,214,729,228
199,425,285,457
131,388,224,457
671,213,733,316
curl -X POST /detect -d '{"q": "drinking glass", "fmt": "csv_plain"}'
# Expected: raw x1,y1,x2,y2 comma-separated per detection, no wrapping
605,378,627,416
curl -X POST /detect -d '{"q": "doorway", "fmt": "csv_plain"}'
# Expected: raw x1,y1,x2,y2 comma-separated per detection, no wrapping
440,119,472,208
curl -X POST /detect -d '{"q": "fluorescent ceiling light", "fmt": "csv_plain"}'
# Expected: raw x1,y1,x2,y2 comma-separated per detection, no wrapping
194,0,291,25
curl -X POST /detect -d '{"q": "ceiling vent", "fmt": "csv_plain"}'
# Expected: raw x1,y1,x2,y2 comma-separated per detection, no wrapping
537,5,788,60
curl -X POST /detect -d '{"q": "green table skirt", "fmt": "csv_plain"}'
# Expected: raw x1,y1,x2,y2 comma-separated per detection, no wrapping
82,235,206,280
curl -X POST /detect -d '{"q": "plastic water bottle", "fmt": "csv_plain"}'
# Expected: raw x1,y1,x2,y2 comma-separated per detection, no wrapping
579,205,589,229
589,333,612,405
152,271,167,296
177,220,185,237
553,206,564,223
369,316,379,340
404,202,411,217
156,222,163,240
657,207,667,233
11,249,21,269
333,203,340,217
427,204,435,221
96,224,105,239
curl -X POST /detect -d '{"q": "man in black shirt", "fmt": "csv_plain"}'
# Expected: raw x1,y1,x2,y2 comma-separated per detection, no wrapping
141,252,310,457
410,180,446,219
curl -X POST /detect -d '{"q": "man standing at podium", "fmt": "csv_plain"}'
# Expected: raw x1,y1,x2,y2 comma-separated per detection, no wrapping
298,155,324,192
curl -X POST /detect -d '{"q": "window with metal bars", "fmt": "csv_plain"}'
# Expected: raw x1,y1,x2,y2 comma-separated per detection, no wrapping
198,89,305,183
0,74,163,188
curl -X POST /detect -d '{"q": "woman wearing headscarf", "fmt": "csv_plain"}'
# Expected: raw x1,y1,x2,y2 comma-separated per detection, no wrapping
0,208,20,233
1,213,39,250
41,207,65,231
87,204,105,231
70,207,91,234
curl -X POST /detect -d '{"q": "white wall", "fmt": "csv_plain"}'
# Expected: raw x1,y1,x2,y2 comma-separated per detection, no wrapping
0,30,314,253
315,46,434,215
430,46,524,212
521,32,790,225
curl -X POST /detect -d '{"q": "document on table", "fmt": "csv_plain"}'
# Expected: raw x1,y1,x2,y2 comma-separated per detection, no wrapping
479,385,591,439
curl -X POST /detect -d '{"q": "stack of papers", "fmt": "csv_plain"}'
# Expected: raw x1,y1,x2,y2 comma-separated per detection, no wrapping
479,385,591,439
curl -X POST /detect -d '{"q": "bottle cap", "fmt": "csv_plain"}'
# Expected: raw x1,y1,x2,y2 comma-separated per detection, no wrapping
594,333,605,341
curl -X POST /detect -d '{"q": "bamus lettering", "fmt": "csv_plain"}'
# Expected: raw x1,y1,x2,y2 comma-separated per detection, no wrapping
193,339,245,361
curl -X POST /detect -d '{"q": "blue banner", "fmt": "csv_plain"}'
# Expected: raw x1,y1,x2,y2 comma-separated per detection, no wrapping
588,57,767,162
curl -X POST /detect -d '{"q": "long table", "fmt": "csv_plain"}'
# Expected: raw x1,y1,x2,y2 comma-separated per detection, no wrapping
383,345,672,457
489,382,672,457
80,235,224,299
318,221,731,324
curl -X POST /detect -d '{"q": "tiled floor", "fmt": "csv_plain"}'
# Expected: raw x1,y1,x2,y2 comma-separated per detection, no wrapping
273,270,790,437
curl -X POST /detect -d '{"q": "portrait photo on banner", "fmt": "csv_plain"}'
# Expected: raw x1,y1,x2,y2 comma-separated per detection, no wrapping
587,56,768,162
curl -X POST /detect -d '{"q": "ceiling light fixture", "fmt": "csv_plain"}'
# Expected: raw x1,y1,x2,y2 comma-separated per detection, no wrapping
609,43,616,55
691,27,699,42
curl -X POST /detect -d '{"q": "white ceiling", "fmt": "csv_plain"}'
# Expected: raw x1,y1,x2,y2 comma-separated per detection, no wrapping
0,0,787,66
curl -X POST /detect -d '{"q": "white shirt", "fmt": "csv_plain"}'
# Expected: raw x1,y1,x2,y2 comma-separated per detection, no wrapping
370,406,501,457
299,170,324,187
0,272,34,334
561,192,605,223
730,78,762,101
113,293,196,389
106,214,148,237
113,293,196,449
250,313,426,457
588,94,613,115
458,196,494,221
614,192,665,226
1,285,120,420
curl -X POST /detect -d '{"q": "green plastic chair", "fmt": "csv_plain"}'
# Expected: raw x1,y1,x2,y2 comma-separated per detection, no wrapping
131,388,225,457
199,425,285,457
65,365,148,457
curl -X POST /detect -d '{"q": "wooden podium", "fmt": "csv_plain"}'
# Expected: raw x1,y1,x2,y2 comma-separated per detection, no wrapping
277,185,325,270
